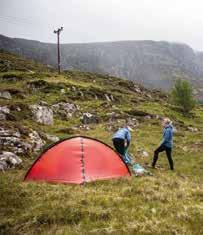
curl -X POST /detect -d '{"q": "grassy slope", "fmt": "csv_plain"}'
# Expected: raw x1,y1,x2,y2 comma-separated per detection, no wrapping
0,52,202,235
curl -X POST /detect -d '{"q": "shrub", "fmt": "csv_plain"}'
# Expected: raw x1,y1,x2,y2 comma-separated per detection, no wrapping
170,79,196,115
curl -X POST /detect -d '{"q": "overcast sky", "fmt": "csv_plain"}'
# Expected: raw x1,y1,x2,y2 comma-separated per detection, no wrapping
0,0,203,50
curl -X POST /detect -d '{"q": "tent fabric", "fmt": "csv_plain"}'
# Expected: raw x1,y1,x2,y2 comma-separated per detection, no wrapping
24,136,131,184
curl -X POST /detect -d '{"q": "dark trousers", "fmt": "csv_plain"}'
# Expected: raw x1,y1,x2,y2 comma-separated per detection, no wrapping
152,145,174,170
113,138,125,155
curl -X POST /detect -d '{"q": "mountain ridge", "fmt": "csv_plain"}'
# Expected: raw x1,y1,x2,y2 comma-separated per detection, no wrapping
0,34,203,100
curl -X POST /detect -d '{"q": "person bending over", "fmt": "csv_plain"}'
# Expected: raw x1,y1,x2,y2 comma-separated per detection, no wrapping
112,126,132,164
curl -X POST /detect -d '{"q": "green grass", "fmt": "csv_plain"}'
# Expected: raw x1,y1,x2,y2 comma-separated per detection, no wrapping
0,52,202,234
0,148,202,235
1,116,202,234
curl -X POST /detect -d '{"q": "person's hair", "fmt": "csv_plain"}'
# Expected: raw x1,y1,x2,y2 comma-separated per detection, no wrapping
162,117,171,125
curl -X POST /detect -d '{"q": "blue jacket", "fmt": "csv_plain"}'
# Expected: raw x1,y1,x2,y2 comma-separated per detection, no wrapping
113,128,131,145
161,124,174,148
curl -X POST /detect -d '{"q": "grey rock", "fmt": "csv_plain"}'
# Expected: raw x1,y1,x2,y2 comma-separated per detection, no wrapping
52,102,79,119
134,87,142,93
52,102,79,113
81,113,99,124
29,131,46,152
79,91,84,98
0,127,45,154
45,134,60,142
0,151,22,170
0,106,10,114
0,161,8,171
110,95,114,101
0,91,12,99
0,112,6,120
79,124,90,130
126,117,139,127
60,89,65,94
187,126,198,132
142,151,149,157
72,86,76,92
30,105,54,125
39,101,48,106
105,94,112,102
144,115,151,120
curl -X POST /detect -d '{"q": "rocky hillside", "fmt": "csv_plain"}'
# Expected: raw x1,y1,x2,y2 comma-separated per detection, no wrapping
0,50,168,166
0,34,203,98
0,51,202,235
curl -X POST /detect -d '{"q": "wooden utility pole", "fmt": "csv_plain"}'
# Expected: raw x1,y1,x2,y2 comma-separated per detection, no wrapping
54,27,63,74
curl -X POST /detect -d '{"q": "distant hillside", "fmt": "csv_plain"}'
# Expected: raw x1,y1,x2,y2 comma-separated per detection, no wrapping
0,34,203,99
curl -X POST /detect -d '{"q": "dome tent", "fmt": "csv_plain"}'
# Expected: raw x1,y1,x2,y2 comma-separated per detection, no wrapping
24,136,131,184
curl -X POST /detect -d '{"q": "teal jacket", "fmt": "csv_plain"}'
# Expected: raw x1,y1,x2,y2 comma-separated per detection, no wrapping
161,124,174,148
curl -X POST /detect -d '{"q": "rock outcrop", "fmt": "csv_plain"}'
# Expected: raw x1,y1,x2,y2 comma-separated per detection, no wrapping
30,104,54,125
81,113,99,124
52,102,79,120
0,151,22,171
0,127,45,155
0,91,12,99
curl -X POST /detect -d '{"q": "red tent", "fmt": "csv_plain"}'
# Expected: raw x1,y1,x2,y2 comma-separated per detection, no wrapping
24,136,131,184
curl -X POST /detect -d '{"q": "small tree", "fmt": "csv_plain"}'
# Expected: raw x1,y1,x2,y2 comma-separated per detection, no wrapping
170,79,196,114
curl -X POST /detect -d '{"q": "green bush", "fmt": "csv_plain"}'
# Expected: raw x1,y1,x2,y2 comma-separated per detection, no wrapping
170,79,196,115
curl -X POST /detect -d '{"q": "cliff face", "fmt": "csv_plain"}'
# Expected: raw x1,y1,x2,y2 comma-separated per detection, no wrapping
0,34,203,92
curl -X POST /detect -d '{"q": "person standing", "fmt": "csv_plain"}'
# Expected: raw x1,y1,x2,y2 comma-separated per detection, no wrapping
152,118,174,170
112,126,132,164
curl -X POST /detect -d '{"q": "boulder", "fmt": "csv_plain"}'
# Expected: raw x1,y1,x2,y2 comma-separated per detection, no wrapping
144,115,151,120
0,151,22,171
45,134,60,142
0,106,10,114
0,112,6,121
0,127,29,154
142,151,149,157
29,131,46,152
105,94,111,102
0,127,45,155
79,124,90,130
126,117,139,128
30,105,54,125
104,94,114,102
39,101,48,106
0,161,8,172
0,91,12,99
52,102,79,119
134,86,142,93
60,89,65,94
187,126,198,132
52,102,80,113
81,113,99,124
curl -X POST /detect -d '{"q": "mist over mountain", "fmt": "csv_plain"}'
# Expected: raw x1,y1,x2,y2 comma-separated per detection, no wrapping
0,34,203,96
